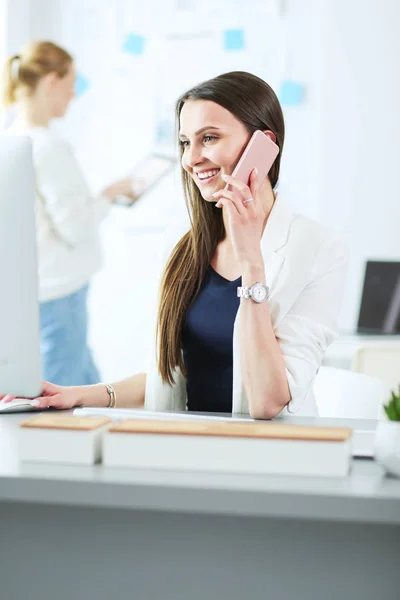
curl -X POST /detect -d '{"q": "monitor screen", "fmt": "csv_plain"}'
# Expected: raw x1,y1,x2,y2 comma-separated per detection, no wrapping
357,260,400,334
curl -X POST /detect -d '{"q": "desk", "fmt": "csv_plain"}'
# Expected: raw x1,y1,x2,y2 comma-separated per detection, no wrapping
1,413,399,600
323,333,400,369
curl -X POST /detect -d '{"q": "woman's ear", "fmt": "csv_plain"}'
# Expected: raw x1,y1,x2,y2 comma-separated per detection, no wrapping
43,72,59,91
263,130,276,143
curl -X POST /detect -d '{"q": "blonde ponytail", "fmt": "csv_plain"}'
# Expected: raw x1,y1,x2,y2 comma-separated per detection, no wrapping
0,41,73,107
1,55,20,106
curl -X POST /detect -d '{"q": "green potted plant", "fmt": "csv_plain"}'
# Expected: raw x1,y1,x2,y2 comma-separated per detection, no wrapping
374,386,400,477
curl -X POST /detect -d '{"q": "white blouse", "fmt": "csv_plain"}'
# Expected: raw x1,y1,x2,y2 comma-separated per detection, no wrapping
5,125,109,302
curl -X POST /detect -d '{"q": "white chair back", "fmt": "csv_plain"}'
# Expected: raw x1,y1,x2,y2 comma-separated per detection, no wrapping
313,366,388,419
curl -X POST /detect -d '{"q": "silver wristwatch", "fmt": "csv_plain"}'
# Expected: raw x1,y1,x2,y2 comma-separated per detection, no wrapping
237,282,269,303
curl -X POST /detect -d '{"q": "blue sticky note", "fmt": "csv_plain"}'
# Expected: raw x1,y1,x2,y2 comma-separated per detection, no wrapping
122,33,146,56
278,80,305,107
75,73,89,96
224,29,245,51
156,119,174,144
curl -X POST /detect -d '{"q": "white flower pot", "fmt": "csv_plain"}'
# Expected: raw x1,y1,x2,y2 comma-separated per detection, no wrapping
374,420,400,477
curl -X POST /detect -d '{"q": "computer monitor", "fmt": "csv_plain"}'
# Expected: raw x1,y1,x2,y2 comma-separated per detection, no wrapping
0,136,42,396
357,260,400,334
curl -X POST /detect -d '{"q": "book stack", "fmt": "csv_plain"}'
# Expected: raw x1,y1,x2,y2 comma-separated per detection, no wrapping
103,419,352,477
19,414,112,465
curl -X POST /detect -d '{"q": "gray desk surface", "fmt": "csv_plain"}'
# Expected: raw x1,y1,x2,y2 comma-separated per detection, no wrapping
1,412,400,525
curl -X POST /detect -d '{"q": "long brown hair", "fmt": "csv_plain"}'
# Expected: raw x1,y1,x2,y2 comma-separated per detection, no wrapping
157,71,285,384
1,40,72,107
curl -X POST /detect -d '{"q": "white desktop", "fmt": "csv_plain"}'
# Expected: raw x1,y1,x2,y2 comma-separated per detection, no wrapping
0,135,42,398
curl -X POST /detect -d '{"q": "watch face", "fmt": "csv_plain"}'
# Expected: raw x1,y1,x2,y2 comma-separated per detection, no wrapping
252,283,268,303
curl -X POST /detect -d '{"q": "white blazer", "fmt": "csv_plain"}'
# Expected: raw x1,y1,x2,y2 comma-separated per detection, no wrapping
145,197,349,417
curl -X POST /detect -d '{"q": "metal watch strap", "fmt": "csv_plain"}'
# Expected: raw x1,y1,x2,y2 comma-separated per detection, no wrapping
237,286,252,299
237,282,269,303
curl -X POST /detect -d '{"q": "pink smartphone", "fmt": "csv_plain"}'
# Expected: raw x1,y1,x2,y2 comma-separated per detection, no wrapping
227,130,279,191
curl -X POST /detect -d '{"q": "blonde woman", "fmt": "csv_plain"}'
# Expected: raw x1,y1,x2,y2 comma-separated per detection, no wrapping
1,41,136,386
1,71,348,417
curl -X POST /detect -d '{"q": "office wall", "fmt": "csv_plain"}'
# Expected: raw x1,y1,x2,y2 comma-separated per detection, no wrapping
8,0,325,211
316,0,400,330
3,0,400,377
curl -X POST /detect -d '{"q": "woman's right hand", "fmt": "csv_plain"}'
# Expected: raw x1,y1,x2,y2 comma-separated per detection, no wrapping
0,381,83,409
102,177,138,203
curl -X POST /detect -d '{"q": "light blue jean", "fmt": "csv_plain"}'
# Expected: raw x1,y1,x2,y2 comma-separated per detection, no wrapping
39,284,100,386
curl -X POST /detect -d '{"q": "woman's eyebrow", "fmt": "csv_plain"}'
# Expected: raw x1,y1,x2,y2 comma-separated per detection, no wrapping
179,126,221,139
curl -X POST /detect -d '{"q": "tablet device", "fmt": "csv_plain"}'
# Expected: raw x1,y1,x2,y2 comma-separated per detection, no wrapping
114,153,177,206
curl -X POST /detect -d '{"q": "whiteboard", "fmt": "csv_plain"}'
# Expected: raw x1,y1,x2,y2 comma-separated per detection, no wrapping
41,0,285,189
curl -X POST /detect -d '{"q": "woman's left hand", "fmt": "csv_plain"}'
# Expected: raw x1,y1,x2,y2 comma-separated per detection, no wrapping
213,168,264,265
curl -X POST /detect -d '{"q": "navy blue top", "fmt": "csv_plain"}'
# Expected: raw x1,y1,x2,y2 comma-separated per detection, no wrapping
182,266,241,413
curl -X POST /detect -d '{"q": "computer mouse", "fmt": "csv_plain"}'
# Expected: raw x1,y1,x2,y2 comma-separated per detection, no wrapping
0,399,41,413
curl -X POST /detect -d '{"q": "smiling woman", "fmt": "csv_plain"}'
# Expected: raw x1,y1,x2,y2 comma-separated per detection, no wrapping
149,71,348,418
2,71,349,420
